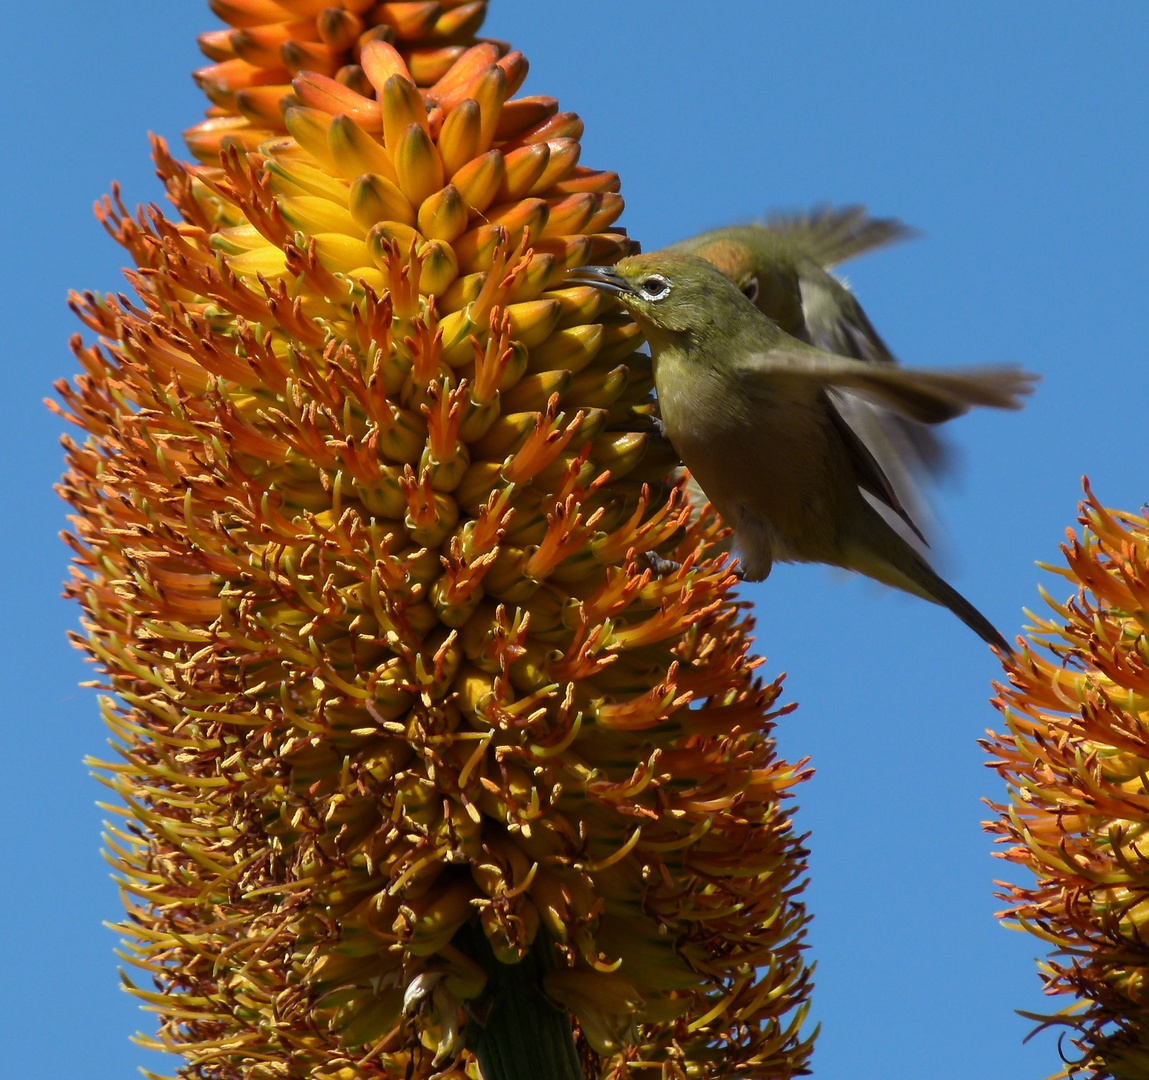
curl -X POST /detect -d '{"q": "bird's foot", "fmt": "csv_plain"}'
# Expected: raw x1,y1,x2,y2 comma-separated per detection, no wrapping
643,551,748,583
643,551,683,577
606,391,664,436
606,411,666,438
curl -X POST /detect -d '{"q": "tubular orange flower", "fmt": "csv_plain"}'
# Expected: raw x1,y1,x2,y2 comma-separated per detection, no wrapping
55,16,814,1080
985,479,1149,1079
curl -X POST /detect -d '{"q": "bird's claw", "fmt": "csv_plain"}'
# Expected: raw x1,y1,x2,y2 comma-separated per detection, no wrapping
606,393,665,437
607,415,667,437
643,551,682,577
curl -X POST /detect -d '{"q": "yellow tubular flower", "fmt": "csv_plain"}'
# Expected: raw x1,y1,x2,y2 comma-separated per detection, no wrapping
55,26,814,1080
985,479,1149,1080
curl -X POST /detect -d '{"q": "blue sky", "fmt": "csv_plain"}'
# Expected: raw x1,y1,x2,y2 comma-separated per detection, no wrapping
3,3,1148,1077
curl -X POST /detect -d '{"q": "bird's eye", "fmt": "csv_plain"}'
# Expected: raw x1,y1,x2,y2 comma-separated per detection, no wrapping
741,276,760,304
638,275,670,302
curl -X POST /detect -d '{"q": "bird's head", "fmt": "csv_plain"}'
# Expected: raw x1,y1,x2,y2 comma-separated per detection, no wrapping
566,252,758,347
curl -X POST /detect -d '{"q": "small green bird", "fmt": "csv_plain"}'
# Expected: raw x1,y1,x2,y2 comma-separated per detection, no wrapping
567,253,1038,651
669,206,942,471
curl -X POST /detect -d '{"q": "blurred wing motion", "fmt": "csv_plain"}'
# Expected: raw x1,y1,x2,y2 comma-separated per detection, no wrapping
795,270,898,367
741,350,1038,546
741,351,1037,423
824,387,927,545
763,203,920,269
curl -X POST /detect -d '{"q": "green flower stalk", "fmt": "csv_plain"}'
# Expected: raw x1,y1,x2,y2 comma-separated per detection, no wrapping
53,5,815,1078
985,480,1149,1079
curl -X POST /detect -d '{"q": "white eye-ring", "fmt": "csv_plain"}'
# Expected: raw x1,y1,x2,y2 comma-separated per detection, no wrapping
638,274,671,302
741,275,760,303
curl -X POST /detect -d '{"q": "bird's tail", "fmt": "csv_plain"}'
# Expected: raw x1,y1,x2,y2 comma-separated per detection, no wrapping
845,508,1013,652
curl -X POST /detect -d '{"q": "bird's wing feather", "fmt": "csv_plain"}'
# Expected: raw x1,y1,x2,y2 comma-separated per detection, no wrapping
797,272,954,473
824,389,929,545
738,348,1039,424
763,205,920,268
797,269,898,366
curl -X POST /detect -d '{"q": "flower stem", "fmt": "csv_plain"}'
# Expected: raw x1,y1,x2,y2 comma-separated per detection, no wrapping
457,923,585,1080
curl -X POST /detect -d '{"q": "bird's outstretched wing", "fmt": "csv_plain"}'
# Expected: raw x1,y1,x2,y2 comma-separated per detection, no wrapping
763,204,920,268
796,270,955,472
740,348,1039,424
797,270,898,366
824,389,929,544
768,208,951,472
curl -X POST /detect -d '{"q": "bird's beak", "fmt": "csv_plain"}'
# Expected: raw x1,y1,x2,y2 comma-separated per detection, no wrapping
564,264,633,297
